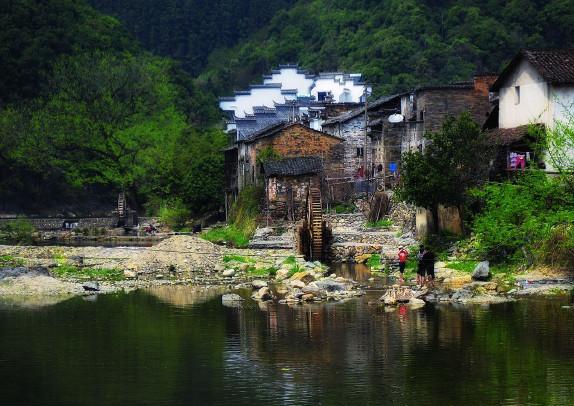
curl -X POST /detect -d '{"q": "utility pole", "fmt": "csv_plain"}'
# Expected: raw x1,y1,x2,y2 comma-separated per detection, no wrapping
363,87,369,195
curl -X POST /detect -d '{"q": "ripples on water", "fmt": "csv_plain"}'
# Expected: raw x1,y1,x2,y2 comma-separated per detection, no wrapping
0,286,573,406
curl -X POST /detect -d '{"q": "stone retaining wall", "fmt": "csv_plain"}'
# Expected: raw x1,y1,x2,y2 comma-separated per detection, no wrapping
0,217,159,231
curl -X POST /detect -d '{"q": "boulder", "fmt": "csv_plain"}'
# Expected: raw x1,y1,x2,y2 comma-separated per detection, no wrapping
384,296,397,306
123,270,137,279
222,269,235,277
302,293,315,302
289,280,306,289
252,279,268,289
302,282,320,294
290,271,315,284
408,297,426,307
214,263,225,272
222,293,243,302
239,263,250,272
472,261,490,281
257,287,273,301
82,282,99,292
275,268,290,281
315,279,346,292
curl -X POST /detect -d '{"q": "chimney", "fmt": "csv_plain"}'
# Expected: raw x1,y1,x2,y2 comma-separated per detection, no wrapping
473,74,498,96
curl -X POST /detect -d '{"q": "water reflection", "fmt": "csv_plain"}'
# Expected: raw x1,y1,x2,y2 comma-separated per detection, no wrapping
0,289,572,405
144,285,226,309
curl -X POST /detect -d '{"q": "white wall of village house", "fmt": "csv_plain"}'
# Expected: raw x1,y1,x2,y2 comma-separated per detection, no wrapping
498,59,551,128
498,60,574,173
263,68,314,95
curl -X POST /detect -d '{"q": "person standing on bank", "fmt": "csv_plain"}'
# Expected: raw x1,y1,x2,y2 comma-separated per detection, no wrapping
424,249,436,288
397,246,408,283
416,245,426,287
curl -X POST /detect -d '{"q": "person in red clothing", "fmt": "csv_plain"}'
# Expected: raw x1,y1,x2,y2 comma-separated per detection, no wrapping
397,246,408,282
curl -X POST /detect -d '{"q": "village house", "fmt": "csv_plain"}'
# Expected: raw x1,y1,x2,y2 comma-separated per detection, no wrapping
320,75,495,190
219,65,370,138
488,49,574,174
224,122,344,219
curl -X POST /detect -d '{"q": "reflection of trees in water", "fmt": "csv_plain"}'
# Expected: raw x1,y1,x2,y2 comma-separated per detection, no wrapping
223,297,574,404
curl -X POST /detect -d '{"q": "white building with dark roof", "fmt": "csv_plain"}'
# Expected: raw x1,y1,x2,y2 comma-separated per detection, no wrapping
219,65,370,137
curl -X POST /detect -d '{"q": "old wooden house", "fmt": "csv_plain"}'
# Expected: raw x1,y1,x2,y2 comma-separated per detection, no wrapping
224,122,344,219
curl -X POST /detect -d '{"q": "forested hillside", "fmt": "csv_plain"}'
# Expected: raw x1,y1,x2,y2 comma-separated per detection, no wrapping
87,0,297,75
0,0,225,215
2,0,574,216
197,0,574,96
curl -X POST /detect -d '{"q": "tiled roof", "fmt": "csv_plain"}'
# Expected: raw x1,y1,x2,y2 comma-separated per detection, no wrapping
263,157,323,177
322,94,400,125
487,124,544,146
243,122,343,143
491,49,574,91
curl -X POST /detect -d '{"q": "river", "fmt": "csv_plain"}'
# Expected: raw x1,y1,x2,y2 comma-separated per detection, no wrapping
0,287,573,405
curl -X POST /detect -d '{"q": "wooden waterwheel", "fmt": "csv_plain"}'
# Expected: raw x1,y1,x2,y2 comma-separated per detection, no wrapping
305,187,324,261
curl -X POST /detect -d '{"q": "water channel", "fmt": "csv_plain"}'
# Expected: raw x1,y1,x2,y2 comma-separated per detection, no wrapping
0,286,573,405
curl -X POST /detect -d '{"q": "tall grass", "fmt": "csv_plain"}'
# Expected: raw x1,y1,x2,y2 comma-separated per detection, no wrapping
202,185,263,248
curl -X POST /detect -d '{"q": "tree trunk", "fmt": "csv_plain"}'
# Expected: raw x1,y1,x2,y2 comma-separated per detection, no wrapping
430,205,440,235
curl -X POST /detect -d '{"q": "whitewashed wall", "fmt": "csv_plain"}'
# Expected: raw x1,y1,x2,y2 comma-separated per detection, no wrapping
263,68,314,95
498,60,552,128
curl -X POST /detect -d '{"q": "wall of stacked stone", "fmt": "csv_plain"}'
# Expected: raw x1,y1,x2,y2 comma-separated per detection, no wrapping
324,213,367,230
0,217,116,230
329,243,382,261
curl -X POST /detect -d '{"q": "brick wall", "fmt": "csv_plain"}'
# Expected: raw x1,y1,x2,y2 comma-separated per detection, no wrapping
249,124,345,184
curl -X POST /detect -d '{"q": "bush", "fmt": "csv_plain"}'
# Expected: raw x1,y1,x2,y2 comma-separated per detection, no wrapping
470,171,574,267
0,219,35,244
203,185,263,248
202,225,250,248
159,199,190,231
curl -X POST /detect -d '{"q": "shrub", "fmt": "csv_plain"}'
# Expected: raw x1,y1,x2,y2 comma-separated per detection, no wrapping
470,171,574,266
203,185,263,248
0,219,35,244
159,199,190,231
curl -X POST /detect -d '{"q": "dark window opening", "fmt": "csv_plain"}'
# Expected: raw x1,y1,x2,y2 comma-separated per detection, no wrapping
356,147,364,157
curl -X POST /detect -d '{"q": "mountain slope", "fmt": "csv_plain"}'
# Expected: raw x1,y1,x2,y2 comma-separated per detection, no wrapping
88,0,297,75
198,0,574,96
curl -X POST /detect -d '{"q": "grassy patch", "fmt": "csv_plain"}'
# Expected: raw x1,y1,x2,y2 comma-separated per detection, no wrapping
366,254,381,268
366,219,393,229
0,219,35,244
248,266,277,277
333,203,355,214
202,225,250,248
51,264,124,281
223,254,256,263
445,260,479,273
0,255,24,267
287,264,305,278
282,256,297,265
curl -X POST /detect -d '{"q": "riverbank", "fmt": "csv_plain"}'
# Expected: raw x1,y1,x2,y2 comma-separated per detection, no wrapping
1,235,572,303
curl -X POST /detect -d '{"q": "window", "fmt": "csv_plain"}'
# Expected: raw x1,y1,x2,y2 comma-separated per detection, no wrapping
514,86,520,105
356,147,364,157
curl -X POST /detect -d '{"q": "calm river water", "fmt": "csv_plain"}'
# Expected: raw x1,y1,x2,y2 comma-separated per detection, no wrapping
0,287,573,406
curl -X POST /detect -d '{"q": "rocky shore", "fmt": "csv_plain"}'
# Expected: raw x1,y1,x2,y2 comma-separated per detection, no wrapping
1,235,572,305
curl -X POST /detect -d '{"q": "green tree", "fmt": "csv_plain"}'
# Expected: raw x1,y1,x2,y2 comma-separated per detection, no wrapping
397,112,493,232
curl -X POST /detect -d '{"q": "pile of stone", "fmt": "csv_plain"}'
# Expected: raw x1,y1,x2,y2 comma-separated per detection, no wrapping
378,286,426,308
124,235,223,279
